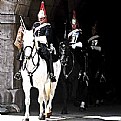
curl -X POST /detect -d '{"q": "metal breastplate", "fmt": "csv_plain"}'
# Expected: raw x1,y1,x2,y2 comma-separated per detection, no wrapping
71,32,79,43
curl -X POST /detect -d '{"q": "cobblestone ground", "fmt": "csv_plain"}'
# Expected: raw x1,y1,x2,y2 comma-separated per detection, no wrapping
1,102,121,121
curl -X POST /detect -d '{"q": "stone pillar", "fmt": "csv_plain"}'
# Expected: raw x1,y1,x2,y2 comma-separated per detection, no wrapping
0,0,31,113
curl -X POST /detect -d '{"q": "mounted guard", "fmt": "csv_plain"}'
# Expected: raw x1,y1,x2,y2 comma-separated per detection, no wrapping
68,10,88,111
14,1,57,82
32,1,56,82
14,1,61,120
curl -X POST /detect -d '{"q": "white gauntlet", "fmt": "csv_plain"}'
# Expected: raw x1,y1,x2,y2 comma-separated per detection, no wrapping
71,42,82,49
50,43,56,54
71,44,76,49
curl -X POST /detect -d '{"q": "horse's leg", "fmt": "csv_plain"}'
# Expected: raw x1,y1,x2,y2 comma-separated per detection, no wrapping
44,81,58,118
38,86,45,120
61,76,68,114
47,61,61,115
43,80,53,118
24,88,31,120
45,61,61,117
22,79,31,121
45,85,53,117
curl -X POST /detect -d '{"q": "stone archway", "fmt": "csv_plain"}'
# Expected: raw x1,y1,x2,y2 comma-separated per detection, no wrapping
0,0,31,113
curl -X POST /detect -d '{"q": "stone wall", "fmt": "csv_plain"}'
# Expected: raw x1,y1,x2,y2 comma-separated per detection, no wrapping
0,0,31,112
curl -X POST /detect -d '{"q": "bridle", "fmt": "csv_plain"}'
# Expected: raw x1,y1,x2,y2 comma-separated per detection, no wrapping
22,39,40,85
59,41,75,79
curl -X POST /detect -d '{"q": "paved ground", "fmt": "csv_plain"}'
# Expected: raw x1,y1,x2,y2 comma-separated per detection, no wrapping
1,102,121,121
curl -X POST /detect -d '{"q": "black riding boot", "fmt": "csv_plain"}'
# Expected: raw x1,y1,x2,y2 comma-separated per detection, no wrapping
45,52,56,82
38,43,56,82
46,58,56,82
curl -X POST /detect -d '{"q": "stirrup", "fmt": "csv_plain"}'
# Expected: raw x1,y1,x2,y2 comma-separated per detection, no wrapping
14,71,22,81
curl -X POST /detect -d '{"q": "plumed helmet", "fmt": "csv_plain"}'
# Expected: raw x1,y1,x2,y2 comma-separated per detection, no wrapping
71,10,77,25
71,10,80,29
38,1,47,19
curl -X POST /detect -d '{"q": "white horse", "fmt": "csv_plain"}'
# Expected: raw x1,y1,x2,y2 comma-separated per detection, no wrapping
21,29,61,121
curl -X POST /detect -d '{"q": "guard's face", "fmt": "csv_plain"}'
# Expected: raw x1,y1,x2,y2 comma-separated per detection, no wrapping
39,17,47,24
72,24,77,30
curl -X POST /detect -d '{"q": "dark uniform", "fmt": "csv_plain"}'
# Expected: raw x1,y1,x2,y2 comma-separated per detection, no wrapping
33,22,56,82
88,34,104,105
68,27,88,110
68,28,85,71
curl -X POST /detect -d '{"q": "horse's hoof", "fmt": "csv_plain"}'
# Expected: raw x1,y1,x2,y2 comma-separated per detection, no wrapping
45,111,52,118
22,118,29,121
79,107,86,111
38,114,45,120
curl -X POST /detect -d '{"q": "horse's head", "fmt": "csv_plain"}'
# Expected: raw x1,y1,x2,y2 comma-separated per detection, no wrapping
59,41,69,55
59,40,70,66
23,30,35,59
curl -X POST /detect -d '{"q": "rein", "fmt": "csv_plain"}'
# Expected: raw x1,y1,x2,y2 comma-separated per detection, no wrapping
22,40,40,85
63,51,75,78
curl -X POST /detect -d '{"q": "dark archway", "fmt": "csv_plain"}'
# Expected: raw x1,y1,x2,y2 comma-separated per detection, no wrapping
27,0,120,108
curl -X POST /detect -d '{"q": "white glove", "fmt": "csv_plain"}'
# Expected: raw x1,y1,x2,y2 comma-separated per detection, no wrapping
50,43,56,54
75,42,82,47
50,43,54,50
71,42,82,49
71,44,76,49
